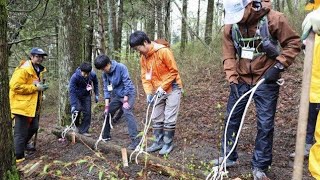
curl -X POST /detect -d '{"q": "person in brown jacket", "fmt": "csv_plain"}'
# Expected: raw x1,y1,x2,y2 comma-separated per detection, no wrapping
212,0,301,179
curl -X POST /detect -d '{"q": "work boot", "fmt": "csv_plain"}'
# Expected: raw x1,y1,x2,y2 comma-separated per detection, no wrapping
146,128,164,152
289,143,312,158
128,138,141,150
159,129,175,155
15,153,25,163
211,157,237,168
25,142,36,151
252,167,269,180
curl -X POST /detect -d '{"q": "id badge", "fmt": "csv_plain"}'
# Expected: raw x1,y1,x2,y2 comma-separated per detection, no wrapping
241,47,255,60
145,72,152,80
107,84,113,91
86,84,92,91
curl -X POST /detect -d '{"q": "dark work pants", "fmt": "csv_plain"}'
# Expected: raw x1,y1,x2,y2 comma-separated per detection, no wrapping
103,94,138,141
306,103,318,144
75,95,92,134
14,114,39,158
222,82,279,170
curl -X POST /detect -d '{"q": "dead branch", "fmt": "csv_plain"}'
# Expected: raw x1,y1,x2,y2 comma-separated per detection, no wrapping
52,128,205,179
8,34,57,45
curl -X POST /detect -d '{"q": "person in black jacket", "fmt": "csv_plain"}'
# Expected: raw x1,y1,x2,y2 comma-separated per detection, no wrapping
69,62,99,136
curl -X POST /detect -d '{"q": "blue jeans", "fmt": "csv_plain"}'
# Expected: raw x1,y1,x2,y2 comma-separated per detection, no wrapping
75,95,91,134
103,94,138,140
306,103,318,144
222,82,279,170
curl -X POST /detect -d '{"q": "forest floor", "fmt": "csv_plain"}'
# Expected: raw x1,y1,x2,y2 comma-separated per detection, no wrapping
17,57,315,180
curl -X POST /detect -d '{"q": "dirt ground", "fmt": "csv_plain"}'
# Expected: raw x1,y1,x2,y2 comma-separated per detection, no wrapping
18,58,315,180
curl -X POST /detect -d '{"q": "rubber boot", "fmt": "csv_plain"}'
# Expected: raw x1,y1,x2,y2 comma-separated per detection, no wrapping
146,128,164,152
159,129,175,155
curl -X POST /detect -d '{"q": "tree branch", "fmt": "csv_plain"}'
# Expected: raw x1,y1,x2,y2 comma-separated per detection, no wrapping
8,34,57,45
9,0,42,13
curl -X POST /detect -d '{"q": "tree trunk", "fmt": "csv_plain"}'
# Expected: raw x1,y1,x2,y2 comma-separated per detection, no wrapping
107,0,115,55
145,1,155,40
85,0,94,62
205,0,214,45
180,0,188,53
0,0,19,178
156,1,164,39
286,0,294,14
96,0,106,54
196,0,201,37
58,0,84,126
114,0,124,54
164,0,171,42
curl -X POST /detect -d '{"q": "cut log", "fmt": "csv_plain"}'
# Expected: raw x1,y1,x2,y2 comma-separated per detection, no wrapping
52,128,205,179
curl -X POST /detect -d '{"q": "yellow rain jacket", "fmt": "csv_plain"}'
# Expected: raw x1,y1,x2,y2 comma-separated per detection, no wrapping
9,60,46,117
309,35,320,179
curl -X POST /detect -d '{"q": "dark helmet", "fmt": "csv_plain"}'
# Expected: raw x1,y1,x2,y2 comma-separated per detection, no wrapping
94,54,111,69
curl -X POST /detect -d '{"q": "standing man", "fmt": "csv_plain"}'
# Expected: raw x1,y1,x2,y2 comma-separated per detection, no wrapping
10,47,49,162
69,62,99,136
129,31,183,155
94,54,140,150
214,0,301,179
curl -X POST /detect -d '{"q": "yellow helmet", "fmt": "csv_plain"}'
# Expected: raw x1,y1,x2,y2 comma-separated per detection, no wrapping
305,0,320,10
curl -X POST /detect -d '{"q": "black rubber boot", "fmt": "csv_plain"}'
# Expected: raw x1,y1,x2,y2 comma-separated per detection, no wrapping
146,128,164,152
159,129,175,155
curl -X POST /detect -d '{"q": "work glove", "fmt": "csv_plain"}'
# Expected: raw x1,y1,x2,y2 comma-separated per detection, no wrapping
147,94,154,104
104,105,109,115
264,62,284,83
36,83,49,91
95,95,99,103
301,8,320,40
230,83,240,99
156,86,166,98
71,106,78,114
123,101,130,109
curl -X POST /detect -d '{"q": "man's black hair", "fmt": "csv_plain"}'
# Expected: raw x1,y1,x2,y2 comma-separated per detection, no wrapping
129,31,151,47
94,54,111,70
79,62,92,73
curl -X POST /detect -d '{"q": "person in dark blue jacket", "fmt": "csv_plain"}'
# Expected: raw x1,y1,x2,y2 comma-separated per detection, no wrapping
69,62,99,136
94,54,140,150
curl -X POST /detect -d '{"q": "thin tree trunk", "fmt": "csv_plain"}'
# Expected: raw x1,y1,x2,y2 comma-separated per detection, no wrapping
107,0,115,55
196,0,201,37
145,1,155,40
96,0,106,54
205,0,214,45
164,0,171,42
180,0,188,53
0,0,19,178
114,0,124,54
58,0,84,126
156,1,164,39
286,0,294,14
85,0,94,62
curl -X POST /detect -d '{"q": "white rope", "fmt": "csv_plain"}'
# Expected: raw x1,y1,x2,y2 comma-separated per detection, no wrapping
129,95,159,164
61,111,79,139
95,113,112,150
207,78,283,180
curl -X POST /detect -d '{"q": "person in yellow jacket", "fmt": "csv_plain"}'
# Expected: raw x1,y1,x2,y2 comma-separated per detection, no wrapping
129,31,183,155
301,0,320,178
9,47,49,162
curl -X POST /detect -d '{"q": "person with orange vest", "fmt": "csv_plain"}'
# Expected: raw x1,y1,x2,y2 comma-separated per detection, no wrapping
129,31,183,155
301,0,320,178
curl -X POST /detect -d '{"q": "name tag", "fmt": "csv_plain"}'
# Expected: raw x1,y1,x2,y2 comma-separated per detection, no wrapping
146,72,152,80
107,85,113,91
241,47,255,60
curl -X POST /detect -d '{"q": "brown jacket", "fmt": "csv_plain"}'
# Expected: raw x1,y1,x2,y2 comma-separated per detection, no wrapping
222,6,301,85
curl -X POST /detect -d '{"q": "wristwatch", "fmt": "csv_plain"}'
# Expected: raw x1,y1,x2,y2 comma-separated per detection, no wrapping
274,62,285,71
